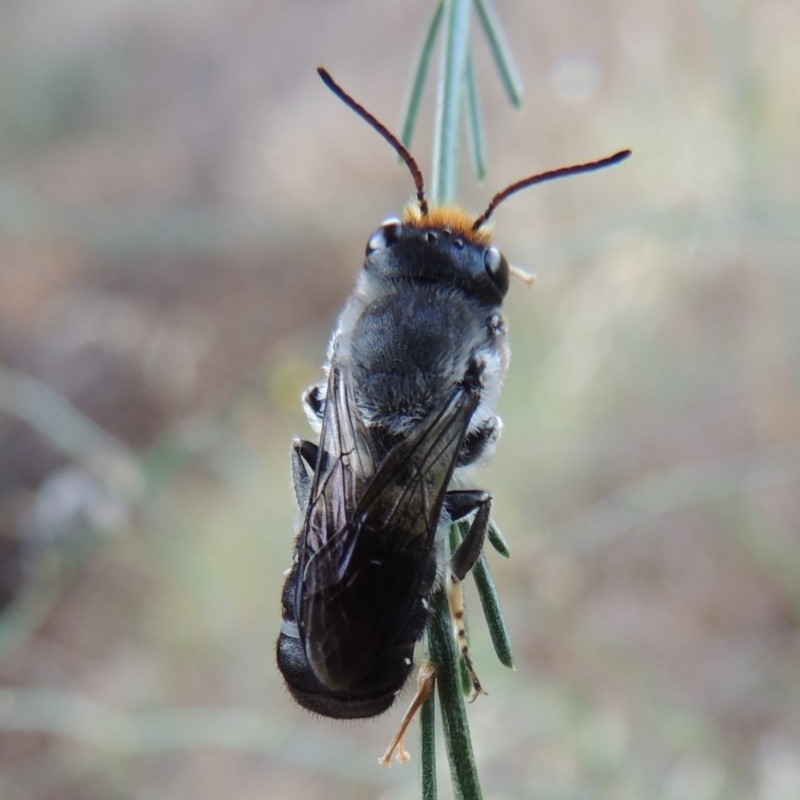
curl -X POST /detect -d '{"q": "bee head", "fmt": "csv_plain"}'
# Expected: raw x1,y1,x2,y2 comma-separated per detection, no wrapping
364,211,510,303
317,66,630,290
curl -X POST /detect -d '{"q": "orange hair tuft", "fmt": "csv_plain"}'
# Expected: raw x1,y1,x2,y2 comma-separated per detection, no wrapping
401,205,493,247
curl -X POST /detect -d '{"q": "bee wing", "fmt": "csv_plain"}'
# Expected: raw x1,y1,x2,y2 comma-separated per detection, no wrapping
299,372,480,690
302,372,478,593
300,365,375,557
354,379,479,549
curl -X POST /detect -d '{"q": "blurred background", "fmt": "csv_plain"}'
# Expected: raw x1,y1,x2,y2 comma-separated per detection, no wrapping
1,1,798,798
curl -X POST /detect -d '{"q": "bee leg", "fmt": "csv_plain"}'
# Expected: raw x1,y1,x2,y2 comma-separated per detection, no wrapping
457,416,501,467
444,489,492,701
291,439,319,509
446,490,492,577
378,661,437,767
302,383,325,421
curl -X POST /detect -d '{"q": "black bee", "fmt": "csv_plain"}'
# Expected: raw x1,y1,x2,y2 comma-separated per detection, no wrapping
277,68,629,728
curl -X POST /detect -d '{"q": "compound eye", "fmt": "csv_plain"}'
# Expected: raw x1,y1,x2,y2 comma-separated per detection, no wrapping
484,246,509,292
366,219,402,255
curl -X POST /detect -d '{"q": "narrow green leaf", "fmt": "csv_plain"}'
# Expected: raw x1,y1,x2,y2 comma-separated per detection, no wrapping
487,518,511,558
472,0,524,107
400,0,445,149
472,553,515,668
449,519,465,552
464,53,487,181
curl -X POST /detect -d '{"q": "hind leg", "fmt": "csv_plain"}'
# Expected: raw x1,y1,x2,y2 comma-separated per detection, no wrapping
444,489,492,700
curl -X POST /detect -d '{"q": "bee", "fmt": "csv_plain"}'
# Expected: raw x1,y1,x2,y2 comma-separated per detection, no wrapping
277,67,629,747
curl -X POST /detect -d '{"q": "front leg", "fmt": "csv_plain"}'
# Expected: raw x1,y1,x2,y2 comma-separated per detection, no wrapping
291,439,319,509
302,383,326,428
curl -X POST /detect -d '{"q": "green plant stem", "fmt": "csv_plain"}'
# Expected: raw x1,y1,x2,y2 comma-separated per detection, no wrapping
432,0,472,204
428,589,483,800
0,365,142,498
408,2,524,796
420,688,438,800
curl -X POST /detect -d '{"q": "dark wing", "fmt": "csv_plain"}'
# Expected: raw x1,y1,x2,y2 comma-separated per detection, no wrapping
353,381,479,550
300,371,480,690
297,365,375,586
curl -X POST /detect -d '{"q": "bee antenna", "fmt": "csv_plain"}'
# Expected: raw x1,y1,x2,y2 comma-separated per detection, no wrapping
472,149,631,231
317,67,429,217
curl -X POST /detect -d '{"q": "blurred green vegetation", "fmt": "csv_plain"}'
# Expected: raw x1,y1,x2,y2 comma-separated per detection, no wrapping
1,1,799,799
